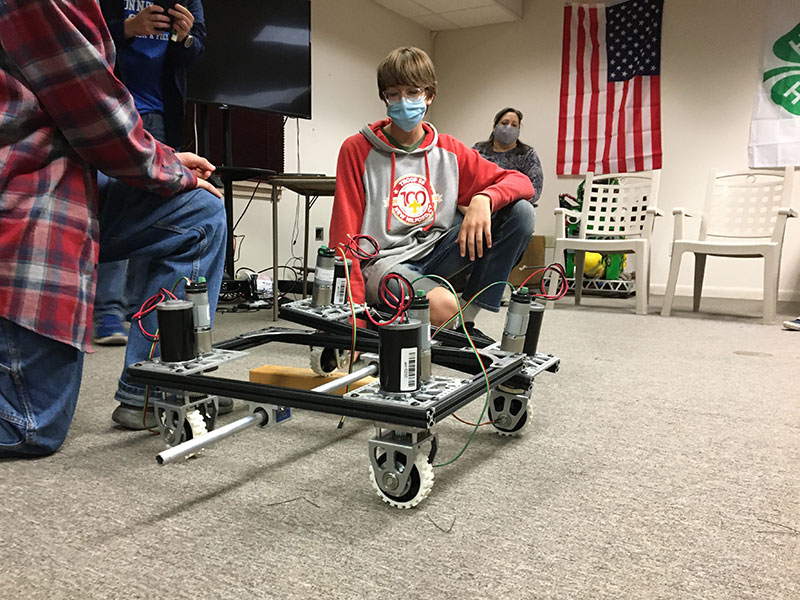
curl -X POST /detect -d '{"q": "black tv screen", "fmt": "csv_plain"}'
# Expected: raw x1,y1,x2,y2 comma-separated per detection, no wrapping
188,0,311,119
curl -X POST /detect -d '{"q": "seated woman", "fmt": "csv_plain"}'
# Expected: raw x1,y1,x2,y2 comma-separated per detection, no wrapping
473,107,543,205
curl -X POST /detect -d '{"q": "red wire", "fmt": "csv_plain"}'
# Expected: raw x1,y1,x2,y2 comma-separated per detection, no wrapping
452,413,495,427
131,288,179,340
341,233,378,261
364,272,412,327
519,263,569,301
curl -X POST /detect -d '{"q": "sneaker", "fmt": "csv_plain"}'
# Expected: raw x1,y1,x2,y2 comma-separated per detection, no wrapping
94,314,128,346
463,321,496,345
112,403,156,430
218,397,234,415
783,318,800,331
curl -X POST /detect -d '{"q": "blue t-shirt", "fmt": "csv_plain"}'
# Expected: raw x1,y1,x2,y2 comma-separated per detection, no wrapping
119,1,169,115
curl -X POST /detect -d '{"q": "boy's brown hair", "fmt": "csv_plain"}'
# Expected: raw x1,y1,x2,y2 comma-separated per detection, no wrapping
376,47,437,101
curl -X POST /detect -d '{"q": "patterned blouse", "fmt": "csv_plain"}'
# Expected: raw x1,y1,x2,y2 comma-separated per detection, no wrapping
473,141,543,206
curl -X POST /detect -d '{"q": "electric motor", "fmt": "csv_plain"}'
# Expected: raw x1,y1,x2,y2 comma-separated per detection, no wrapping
501,287,531,353
378,319,422,393
311,246,336,306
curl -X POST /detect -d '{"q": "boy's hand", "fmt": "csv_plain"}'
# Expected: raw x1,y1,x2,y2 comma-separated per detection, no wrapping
168,4,195,42
123,5,171,38
457,194,492,260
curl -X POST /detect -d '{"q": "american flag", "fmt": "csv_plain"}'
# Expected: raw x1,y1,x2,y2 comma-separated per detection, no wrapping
557,0,664,175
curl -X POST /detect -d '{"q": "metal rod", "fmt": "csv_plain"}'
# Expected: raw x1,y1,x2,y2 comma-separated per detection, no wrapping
311,364,378,394
156,411,266,465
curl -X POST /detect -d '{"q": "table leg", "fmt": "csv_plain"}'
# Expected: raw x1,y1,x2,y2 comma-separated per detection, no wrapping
303,195,310,299
272,184,279,321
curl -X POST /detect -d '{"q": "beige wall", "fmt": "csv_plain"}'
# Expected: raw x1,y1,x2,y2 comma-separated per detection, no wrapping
238,0,800,301
431,0,800,301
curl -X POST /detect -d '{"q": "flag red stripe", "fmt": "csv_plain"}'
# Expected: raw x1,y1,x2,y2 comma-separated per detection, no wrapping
650,75,662,168
588,7,600,172
557,5,572,175
617,79,630,172
633,76,644,172
572,6,586,174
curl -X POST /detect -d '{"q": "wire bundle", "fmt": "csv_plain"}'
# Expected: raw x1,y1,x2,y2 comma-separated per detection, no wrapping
131,288,179,342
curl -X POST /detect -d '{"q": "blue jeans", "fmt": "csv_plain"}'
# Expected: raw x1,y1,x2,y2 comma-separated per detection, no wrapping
0,318,84,457
95,113,167,324
390,200,536,311
98,173,226,408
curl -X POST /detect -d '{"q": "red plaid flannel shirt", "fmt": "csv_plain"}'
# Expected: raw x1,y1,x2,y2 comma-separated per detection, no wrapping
0,0,198,351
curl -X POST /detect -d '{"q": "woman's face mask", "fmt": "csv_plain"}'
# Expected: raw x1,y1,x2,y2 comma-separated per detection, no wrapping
387,97,427,132
494,123,520,146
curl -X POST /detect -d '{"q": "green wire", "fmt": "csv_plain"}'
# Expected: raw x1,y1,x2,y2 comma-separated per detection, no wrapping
171,275,192,293
409,274,494,468
414,278,514,334
337,247,358,428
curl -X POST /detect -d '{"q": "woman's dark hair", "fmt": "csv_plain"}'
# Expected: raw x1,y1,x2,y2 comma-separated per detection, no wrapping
493,107,523,128
486,107,529,150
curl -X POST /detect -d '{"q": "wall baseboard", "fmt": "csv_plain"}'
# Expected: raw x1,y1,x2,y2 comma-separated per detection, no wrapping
649,284,800,303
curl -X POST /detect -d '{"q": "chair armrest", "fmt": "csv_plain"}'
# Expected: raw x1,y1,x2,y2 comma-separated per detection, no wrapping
671,207,696,242
554,207,581,237
772,207,798,242
554,207,581,218
642,206,663,239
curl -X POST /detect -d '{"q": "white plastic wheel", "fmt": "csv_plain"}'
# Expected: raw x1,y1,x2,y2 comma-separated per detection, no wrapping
370,453,434,509
309,347,342,376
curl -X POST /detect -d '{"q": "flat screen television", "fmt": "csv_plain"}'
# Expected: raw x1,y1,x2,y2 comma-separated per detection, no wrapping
187,0,312,119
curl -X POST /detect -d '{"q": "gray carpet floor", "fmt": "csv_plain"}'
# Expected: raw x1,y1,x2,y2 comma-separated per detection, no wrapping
2,294,799,599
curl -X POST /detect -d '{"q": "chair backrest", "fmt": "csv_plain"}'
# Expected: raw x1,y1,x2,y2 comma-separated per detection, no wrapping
700,167,793,240
579,170,661,239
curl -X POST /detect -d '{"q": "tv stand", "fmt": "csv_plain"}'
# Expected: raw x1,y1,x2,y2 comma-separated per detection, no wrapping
214,105,276,281
215,165,276,282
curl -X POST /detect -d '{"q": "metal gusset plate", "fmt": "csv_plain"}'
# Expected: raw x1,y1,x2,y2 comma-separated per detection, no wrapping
281,298,366,322
130,348,248,376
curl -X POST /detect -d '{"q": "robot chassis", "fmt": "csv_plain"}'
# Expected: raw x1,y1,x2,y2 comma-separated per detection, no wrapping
128,296,560,509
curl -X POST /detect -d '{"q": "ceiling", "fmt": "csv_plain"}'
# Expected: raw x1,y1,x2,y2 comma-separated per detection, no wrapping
373,0,523,31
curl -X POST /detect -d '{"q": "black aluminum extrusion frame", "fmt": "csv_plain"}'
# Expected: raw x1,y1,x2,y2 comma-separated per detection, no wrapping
127,300,559,430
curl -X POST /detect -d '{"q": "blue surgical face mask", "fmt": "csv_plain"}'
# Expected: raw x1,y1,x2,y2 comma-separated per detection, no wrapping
387,98,427,132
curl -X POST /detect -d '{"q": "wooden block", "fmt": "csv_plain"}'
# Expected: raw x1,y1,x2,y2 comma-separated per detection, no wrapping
249,364,375,395
508,234,547,287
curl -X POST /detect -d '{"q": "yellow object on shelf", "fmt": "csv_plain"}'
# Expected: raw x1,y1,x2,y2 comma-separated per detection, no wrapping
584,252,605,278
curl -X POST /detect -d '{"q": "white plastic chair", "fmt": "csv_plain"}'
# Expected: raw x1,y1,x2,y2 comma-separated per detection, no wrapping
547,171,662,315
660,167,796,324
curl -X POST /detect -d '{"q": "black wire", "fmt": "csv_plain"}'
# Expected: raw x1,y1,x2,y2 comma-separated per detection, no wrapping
235,266,257,278
232,179,262,232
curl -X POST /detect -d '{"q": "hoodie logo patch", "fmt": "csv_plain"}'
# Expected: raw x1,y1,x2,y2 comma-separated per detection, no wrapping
390,174,434,225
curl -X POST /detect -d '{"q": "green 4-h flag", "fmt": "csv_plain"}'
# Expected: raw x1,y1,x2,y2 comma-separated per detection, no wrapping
748,0,800,167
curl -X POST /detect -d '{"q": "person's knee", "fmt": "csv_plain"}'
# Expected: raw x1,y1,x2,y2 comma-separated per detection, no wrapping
508,199,536,236
0,416,70,458
428,287,460,327
192,190,227,239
